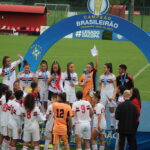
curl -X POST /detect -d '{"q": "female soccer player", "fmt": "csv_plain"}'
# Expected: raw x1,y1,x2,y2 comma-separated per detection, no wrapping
61,62,78,105
79,62,95,103
0,84,9,150
44,94,57,150
91,91,106,150
22,94,43,150
0,55,23,91
30,82,45,114
17,61,35,92
8,90,23,150
48,61,63,100
72,91,93,150
99,63,117,130
36,60,50,109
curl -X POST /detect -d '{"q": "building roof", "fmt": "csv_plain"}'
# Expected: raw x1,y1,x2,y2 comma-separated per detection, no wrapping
0,4,47,14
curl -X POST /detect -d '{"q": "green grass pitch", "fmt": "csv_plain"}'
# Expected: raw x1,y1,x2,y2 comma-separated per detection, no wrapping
0,34,149,101
0,34,150,149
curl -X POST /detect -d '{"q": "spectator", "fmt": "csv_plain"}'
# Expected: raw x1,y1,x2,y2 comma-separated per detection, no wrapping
115,90,138,150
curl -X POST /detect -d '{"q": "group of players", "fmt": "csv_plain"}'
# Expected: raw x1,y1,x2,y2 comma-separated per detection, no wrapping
0,54,138,150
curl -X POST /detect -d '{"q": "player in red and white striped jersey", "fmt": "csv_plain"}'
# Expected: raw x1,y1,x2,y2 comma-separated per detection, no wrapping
17,62,35,92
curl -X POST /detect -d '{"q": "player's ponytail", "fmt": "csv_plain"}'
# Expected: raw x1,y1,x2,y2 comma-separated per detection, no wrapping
0,84,9,98
105,63,113,73
23,60,30,68
6,90,14,103
2,56,10,68
67,62,73,81
51,61,61,75
76,91,83,100
93,91,101,99
40,60,48,71
24,94,35,112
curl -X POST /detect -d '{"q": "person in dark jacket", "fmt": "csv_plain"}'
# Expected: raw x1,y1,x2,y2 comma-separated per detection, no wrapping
115,90,138,150
116,64,134,92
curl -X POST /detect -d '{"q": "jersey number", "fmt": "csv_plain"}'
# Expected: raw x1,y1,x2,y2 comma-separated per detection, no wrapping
81,105,86,114
27,112,31,119
2,104,8,112
56,109,64,118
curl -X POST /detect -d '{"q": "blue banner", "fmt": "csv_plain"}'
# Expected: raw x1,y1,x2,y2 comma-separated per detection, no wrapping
21,13,150,72
112,33,128,41
112,31,150,41
73,30,103,40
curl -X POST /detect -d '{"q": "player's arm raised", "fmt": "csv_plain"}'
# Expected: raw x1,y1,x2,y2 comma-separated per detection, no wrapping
95,52,99,70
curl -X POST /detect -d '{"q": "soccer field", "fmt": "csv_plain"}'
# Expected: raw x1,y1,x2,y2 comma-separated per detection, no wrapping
0,34,150,101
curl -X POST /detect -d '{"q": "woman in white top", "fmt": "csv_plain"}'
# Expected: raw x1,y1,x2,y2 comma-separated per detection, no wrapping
91,91,106,150
0,55,23,91
36,60,50,109
17,61,35,93
22,94,43,150
62,62,78,105
99,63,117,130
48,61,63,101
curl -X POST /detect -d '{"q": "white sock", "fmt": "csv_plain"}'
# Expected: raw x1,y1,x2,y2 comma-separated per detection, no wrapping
115,133,119,150
85,149,90,150
34,146,40,150
44,140,50,150
99,146,105,150
58,143,60,150
22,146,28,150
76,149,82,150
110,112,115,127
2,139,9,150
100,146,104,150
92,144,98,150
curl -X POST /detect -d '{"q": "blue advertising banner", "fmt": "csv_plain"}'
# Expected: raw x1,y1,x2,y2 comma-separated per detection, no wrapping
112,31,150,41
112,33,128,41
72,29,103,40
21,13,150,72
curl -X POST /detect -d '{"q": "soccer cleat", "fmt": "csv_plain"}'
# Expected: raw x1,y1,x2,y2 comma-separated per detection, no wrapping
110,125,116,134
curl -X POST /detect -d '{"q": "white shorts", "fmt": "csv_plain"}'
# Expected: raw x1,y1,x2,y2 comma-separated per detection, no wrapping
40,90,49,102
75,122,91,140
66,92,76,104
101,91,116,107
23,127,40,142
45,121,53,137
9,127,19,139
0,125,2,134
1,126,8,136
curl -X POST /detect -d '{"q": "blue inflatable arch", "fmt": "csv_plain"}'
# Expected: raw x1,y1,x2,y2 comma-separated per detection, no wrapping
22,13,150,72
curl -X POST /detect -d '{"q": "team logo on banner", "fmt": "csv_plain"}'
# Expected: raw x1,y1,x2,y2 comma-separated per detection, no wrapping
87,0,109,15
31,45,42,60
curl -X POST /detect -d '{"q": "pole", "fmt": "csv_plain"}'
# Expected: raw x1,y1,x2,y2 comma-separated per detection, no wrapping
128,0,135,22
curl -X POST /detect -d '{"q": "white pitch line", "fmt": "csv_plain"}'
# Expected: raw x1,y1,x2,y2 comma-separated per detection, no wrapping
140,90,150,94
133,63,150,80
